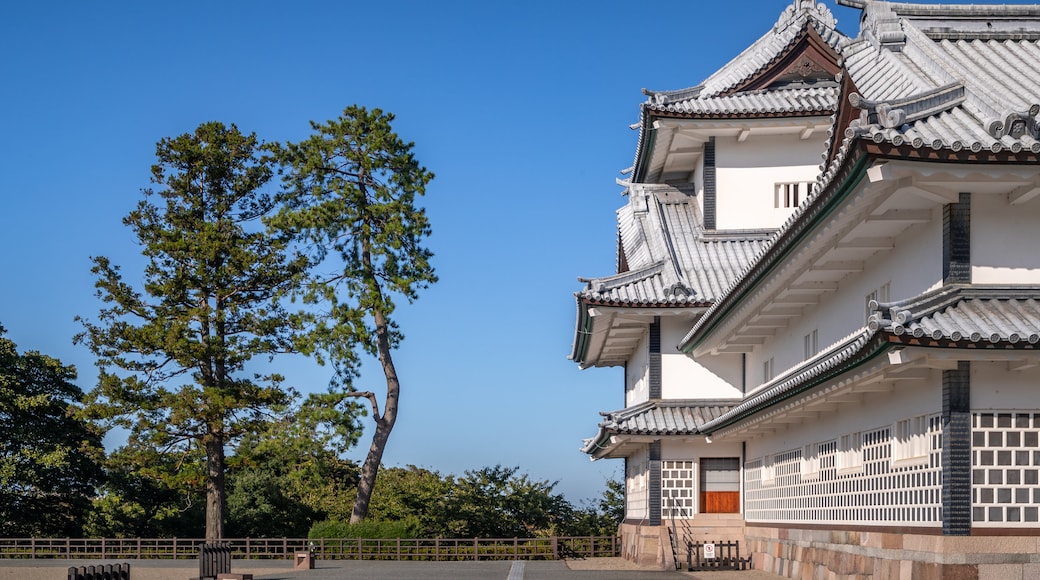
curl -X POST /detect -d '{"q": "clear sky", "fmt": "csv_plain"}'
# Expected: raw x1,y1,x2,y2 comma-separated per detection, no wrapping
1,0,1021,503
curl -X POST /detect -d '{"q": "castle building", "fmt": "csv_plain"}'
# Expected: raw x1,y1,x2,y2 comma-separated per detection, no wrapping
570,1,1040,576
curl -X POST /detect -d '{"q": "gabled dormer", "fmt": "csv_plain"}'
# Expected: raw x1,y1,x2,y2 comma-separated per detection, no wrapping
628,0,848,232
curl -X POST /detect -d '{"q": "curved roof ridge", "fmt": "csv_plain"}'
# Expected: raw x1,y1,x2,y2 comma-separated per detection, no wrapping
698,1,844,98
698,326,878,434
578,260,668,294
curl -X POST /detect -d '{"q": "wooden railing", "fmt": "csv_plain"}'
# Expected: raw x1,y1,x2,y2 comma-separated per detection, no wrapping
0,536,618,561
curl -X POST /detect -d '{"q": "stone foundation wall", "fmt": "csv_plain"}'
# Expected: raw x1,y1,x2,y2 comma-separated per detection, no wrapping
746,525,1040,579
619,516,746,571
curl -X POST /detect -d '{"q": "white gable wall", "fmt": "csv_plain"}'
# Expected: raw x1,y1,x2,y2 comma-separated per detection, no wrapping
715,133,828,231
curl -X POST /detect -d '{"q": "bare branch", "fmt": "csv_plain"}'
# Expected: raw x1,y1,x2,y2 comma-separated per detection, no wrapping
343,390,381,422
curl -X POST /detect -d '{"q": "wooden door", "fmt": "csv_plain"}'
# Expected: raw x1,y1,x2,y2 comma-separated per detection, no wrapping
700,457,740,514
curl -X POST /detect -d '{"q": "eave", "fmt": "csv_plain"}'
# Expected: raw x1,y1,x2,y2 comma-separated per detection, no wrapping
702,285,1040,439
571,295,706,369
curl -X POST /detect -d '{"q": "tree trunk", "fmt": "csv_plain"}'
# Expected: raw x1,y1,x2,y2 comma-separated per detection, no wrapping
205,428,226,540
350,305,399,523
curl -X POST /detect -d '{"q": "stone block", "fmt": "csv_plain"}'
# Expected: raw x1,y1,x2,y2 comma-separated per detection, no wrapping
941,563,980,580
978,563,1021,580
880,532,902,550
911,561,944,580
903,533,943,553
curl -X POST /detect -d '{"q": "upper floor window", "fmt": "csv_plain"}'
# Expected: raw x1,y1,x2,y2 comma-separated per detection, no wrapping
763,357,775,383
804,329,818,359
774,182,813,208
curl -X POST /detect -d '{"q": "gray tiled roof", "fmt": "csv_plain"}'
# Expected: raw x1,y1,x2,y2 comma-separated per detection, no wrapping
647,85,840,118
601,400,734,434
577,186,769,307
840,3,1040,155
696,327,877,435
869,286,1040,344
695,286,1040,437
581,400,736,456
693,0,846,98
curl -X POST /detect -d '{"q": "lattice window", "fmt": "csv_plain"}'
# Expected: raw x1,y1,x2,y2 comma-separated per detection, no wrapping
661,460,696,518
894,415,937,466
837,431,864,474
745,423,942,526
972,412,1040,526
775,182,812,208
802,441,832,480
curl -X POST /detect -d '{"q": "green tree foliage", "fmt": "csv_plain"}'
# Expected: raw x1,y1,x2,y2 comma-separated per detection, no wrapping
443,465,572,538
366,465,452,536
83,447,205,538
0,325,105,536
562,478,624,536
271,106,436,523
76,122,309,540
227,391,363,536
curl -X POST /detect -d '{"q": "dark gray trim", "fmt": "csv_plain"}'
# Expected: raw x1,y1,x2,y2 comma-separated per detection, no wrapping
942,361,971,536
741,353,747,395
704,137,717,230
649,317,662,399
943,192,971,284
648,440,662,526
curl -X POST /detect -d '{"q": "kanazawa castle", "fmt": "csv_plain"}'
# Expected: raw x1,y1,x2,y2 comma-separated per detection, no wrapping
570,0,1040,576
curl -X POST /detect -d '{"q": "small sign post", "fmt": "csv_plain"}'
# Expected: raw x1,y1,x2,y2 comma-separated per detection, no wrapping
703,543,716,559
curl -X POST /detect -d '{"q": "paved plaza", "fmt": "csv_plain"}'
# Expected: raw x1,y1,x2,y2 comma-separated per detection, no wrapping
0,558,787,580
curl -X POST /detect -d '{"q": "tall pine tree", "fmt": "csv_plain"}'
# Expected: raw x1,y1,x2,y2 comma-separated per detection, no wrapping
271,106,436,522
77,122,307,539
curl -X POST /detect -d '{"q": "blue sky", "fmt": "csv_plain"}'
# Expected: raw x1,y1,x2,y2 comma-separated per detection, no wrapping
1,0,1011,503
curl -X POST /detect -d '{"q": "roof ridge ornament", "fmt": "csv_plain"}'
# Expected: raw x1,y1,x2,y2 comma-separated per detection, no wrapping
846,83,966,137
776,1,837,34
861,1,906,50
987,105,1040,140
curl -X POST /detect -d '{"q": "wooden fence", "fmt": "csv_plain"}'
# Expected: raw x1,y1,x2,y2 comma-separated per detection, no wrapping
0,536,618,561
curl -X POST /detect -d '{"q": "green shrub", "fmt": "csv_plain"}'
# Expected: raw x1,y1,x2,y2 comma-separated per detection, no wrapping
308,518,421,539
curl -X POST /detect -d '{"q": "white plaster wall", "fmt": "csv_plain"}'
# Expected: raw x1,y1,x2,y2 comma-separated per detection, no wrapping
625,447,649,521
972,361,1040,410
973,193,1040,283
662,439,742,462
660,317,743,399
745,210,943,394
715,133,827,231
744,372,941,460
626,330,650,407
